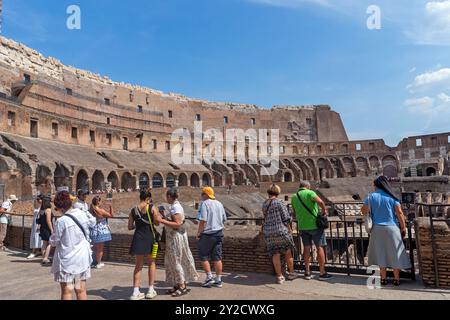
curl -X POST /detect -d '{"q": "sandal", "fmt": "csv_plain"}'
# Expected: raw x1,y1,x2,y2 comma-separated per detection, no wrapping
380,278,388,286
166,286,178,295
393,279,401,287
171,286,190,297
41,260,52,266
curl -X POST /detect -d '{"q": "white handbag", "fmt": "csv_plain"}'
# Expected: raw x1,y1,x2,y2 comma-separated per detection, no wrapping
364,193,373,234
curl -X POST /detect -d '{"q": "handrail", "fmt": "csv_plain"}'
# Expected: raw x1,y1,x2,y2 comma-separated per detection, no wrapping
416,203,450,207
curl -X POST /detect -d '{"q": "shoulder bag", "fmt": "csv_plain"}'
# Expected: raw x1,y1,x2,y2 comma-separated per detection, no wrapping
364,194,373,234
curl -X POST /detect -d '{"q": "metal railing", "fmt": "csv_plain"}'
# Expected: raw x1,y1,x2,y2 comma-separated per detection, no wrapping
289,202,416,280
6,204,417,280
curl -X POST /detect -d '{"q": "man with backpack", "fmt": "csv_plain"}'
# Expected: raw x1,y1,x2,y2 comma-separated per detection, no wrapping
291,181,332,281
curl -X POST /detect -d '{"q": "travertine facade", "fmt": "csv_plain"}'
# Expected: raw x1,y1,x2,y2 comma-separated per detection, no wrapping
0,36,449,199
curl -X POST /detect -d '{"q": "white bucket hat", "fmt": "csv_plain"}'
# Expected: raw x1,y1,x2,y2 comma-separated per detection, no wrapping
8,195,18,202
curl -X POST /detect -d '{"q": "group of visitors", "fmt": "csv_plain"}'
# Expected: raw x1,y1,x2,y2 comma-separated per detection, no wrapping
127,186,226,300
2,174,412,300
263,176,411,286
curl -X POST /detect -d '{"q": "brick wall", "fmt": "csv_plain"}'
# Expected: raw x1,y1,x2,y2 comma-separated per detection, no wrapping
415,217,450,288
6,225,277,275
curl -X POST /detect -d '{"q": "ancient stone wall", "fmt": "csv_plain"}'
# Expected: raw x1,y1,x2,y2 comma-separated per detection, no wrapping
415,217,450,288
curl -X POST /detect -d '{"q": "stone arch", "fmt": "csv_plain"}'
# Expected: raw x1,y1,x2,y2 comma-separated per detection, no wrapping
178,173,188,187
342,157,356,177
294,159,308,180
92,170,105,192
234,171,245,185
36,165,52,195
330,158,345,178
166,173,176,188
305,159,319,181
54,164,71,191
369,156,381,174
107,171,119,190
213,172,222,187
282,159,300,181
190,173,200,187
284,171,293,182
202,173,212,187
383,165,398,178
426,167,437,176
355,157,370,176
382,155,399,177
317,158,332,180
139,172,150,190
76,169,89,191
152,173,164,189
0,157,9,172
121,172,136,191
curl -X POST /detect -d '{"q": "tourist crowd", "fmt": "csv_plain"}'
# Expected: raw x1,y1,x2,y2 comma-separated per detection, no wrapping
0,176,411,300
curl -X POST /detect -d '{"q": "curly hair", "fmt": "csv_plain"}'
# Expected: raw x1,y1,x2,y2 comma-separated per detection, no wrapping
54,191,73,212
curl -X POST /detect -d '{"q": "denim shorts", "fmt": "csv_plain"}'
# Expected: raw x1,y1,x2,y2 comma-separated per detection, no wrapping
300,229,327,247
198,230,224,262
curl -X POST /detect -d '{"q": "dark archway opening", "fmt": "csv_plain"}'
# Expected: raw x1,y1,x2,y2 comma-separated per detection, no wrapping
178,173,188,187
121,172,136,191
190,173,200,187
92,170,105,192
166,173,176,188
76,169,89,191
152,173,164,188
139,173,150,190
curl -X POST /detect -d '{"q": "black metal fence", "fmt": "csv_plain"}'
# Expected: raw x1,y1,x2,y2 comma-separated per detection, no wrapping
7,203,418,280
289,202,416,280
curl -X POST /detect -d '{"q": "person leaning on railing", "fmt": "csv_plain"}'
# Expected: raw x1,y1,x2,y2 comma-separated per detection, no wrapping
361,176,411,286
291,181,332,281
262,184,296,284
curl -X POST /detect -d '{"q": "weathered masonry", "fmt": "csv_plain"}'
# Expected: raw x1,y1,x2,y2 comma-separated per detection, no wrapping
0,36,449,199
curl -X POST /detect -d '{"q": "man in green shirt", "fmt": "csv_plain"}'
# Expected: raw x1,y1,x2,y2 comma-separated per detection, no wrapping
291,181,332,281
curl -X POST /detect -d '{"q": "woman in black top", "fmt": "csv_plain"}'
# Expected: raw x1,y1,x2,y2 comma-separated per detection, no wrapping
38,196,53,266
128,189,160,300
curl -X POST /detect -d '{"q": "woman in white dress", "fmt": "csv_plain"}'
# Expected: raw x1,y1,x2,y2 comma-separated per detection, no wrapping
27,195,43,259
155,188,198,297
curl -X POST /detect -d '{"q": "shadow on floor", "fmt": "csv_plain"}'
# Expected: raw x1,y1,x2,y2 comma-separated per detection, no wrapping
87,281,169,300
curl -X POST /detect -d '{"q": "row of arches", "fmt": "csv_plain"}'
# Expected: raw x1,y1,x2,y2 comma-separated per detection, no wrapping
279,154,401,182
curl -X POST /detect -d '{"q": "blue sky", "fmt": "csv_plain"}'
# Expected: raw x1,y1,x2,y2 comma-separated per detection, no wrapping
2,0,450,146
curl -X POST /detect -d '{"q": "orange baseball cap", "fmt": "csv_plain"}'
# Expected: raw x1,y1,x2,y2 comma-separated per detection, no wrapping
202,187,215,200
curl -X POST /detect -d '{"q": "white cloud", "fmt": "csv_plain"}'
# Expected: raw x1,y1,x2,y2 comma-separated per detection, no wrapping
407,68,450,90
406,1,450,45
437,92,450,102
404,93,450,118
404,96,435,108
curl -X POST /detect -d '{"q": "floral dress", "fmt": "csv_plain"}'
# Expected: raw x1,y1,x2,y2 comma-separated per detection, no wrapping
262,199,295,256
164,201,199,286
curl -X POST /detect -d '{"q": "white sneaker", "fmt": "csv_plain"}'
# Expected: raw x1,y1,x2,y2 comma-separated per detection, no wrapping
145,290,158,299
276,276,285,284
97,263,105,269
129,293,145,301
26,253,36,259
